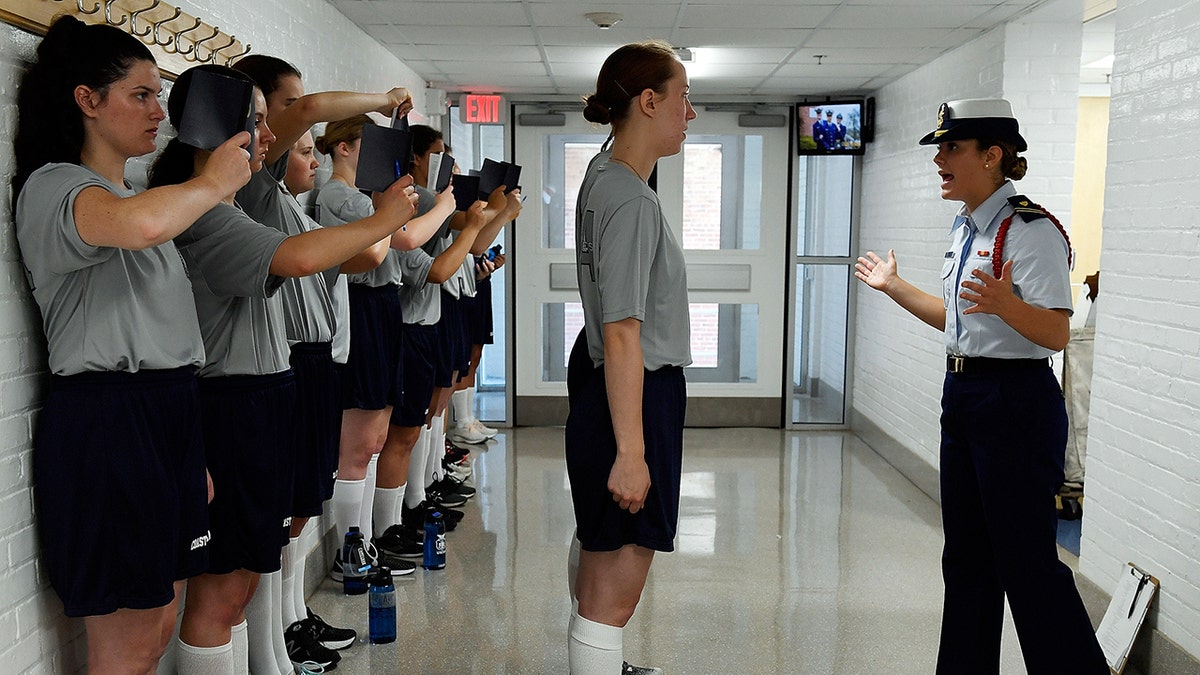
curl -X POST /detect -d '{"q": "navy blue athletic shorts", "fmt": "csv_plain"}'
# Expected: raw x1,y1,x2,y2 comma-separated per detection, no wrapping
435,291,468,387
289,343,339,517
199,371,296,574
345,283,403,410
564,330,687,553
34,367,209,617
391,324,437,427
465,276,495,345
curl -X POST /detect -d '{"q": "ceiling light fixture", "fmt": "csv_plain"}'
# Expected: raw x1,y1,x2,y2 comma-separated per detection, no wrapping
585,12,623,29
675,47,694,62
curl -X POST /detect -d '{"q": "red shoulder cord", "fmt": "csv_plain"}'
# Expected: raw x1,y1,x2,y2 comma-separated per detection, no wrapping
991,203,1072,279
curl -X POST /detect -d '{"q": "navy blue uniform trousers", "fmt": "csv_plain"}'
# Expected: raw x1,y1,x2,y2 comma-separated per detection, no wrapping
936,365,1108,674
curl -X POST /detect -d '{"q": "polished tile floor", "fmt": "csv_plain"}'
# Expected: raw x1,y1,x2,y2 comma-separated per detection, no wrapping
309,428,1052,674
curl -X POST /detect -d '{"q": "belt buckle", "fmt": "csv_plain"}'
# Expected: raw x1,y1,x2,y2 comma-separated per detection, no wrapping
948,355,966,373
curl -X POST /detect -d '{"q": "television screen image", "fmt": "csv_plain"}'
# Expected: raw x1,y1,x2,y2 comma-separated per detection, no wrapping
797,101,865,155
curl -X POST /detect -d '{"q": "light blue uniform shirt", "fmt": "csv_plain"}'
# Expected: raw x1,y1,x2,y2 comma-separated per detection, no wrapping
941,181,1073,359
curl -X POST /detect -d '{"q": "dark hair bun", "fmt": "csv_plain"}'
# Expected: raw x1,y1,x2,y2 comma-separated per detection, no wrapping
1009,156,1028,180
583,94,612,125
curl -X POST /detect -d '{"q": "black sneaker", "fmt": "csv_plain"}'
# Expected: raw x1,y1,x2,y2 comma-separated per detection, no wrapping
286,621,340,671
403,500,461,531
329,549,345,583
304,609,356,650
432,475,476,500
622,663,663,675
366,540,417,576
426,486,467,508
375,524,424,559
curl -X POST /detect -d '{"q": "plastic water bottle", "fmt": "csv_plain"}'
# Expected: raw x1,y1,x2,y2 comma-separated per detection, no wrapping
423,511,446,570
368,567,397,644
342,527,369,595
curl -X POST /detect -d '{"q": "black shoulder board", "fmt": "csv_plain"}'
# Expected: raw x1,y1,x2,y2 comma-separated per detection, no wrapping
1007,195,1049,222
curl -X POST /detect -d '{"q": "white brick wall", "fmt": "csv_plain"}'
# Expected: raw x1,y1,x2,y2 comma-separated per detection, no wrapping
852,0,1084,469
0,2,423,670
1078,0,1200,659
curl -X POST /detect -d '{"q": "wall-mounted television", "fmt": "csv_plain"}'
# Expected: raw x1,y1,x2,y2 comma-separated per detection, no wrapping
797,100,865,155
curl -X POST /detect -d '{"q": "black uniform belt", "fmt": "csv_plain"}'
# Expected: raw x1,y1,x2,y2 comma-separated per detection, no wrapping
946,356,1049,374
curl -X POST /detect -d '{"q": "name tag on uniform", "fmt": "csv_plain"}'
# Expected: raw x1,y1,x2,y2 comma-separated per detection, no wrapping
944,251,954,258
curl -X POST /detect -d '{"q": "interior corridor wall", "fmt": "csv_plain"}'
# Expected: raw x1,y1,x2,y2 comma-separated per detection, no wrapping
0,1,422,670
852,0,1084,476
1078,0,1200,660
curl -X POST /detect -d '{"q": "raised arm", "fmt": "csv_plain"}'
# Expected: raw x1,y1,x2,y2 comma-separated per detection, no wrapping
265,87,413,165
959,259,1071,351
855,249,946,330
270,175,415,277
425,201,486,283
468,187,522,256
389,184,457,251
75,133,252,249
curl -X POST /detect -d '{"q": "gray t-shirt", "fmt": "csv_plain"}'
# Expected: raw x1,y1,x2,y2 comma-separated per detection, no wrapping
315,178,403,288
174,203,289,376
14,163,204,375
449,230,477,298
575,153,691,370
238,162,338,346
398,186,453,325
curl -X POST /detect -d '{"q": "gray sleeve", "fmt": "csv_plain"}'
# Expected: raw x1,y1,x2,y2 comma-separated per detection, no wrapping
176,204,288,298
397,248,434,289
595,197,661,323
323,183,375,225
15,164,117,274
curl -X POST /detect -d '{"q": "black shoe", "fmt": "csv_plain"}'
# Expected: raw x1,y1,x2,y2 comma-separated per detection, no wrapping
364,540,416,576
431,475,476,500
402,500,461,532
304,609,356,650
375,524,424,559
622,663,663,675
426,486,467,508
286,621,341,670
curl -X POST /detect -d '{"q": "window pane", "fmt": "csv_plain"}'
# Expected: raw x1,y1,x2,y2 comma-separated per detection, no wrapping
792,265,849,424
683,144,723,250
796,155,854,257
681,136,763,251
544,138,605,249
543,302,758,385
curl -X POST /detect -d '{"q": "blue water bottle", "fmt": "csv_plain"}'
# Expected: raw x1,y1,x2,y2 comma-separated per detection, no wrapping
341,526,369,595
368,567,397,644
423,511,446,570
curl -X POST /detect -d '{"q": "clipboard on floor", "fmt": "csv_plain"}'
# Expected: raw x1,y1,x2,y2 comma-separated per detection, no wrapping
1096,562,1159,673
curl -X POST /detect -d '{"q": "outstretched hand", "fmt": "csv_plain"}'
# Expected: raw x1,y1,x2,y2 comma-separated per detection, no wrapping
960,259,1017,316
855,249,898,292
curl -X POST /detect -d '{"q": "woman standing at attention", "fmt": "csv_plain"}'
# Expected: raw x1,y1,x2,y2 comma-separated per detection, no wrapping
855,98,1108,673
565,40,695,675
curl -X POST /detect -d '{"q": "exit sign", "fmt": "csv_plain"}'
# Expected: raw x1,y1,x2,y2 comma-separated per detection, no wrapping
461,94,506,124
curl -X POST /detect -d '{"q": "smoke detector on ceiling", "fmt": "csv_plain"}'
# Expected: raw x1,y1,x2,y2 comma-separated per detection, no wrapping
586,12,623,29
675,47,694,62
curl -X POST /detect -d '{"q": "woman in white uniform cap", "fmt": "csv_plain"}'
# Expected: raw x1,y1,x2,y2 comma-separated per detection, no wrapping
855,98,1107,673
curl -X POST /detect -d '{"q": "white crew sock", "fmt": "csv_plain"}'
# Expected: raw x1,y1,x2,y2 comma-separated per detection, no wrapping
426,414,445,485
359,453,380,540
394,482,407,525
373,486,402,532
450,389,471,427
281,539,299,627
243,573,284,675
269,570,291,673
231,620,249,675
176,638,234,675
404,428,429,510
567,613,623,675
465,386,477,424
568,533,581,613
291,537,308,623
331,478,365,542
